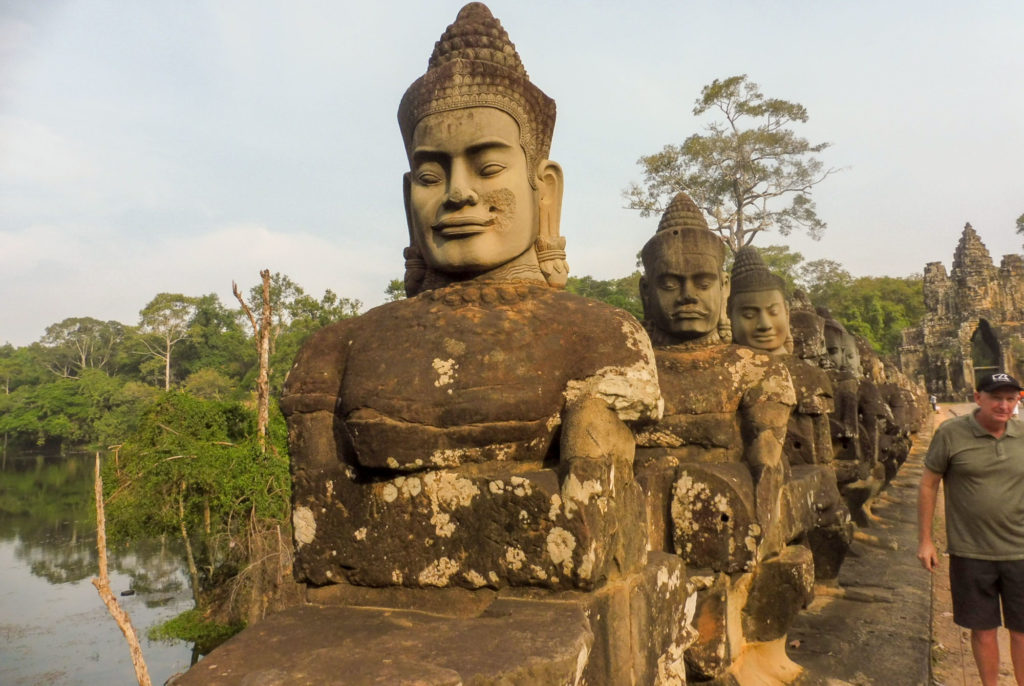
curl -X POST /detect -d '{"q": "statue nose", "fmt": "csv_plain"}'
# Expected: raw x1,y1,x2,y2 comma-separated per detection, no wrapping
448,186,478,204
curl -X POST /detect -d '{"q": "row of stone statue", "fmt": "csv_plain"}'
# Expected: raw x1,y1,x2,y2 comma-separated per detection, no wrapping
176,4,927,685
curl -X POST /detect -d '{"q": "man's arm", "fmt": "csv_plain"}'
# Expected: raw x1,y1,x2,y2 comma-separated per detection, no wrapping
917,468,943,571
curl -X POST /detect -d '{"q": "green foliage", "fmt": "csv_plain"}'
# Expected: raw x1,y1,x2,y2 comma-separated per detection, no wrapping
39,317,127,378
625,74,837,252
799,262,924,356
148,609,243,651
1017,213,1024,238
137,293,199,390
104,392,290,544
385,278,406,302
242,272,361,394
566,272,644,320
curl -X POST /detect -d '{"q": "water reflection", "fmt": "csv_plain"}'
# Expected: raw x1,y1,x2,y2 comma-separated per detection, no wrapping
0,453,194,685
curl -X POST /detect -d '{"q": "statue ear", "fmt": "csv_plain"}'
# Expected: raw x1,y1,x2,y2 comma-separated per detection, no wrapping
401,172,427,297
536,160,564,236
535,160,568,288
718,273,732,342
639,275,650,319
402,172,414,244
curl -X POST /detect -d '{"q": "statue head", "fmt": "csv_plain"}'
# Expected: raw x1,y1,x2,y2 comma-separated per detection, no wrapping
854,335,885,383
727,246,790,355
841,331,862,377
790,309,828,363
640,192,730,344
819,309,846,371
398,3,566,294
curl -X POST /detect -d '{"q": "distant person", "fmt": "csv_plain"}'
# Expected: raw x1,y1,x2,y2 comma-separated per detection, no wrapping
918,372,1024,686
929,394,938,413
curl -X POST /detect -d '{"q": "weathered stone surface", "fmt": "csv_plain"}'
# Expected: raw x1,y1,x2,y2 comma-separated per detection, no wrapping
786,465,852,581
283,285,660,592
171,601,593,686
900,223,1024,398
684,573,731,680
671,462,758,573
573,553,697,685
781,356,834,467
741,545,815,643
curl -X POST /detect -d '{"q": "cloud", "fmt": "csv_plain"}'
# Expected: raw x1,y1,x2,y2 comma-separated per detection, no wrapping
0,221,397,346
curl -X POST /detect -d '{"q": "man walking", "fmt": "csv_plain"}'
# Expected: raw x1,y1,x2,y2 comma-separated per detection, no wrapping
919,372,1024,685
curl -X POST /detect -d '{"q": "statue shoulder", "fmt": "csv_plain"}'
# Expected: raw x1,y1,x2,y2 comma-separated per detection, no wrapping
728,345,796,408
547,291,662,424
280,317,360,415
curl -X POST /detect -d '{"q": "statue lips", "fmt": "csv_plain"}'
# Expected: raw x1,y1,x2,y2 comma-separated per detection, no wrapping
672,306,708,320
433,215,496,238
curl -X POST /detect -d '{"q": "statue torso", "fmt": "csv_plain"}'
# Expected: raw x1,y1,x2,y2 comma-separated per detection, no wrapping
283,279,659,471
636,341,794,463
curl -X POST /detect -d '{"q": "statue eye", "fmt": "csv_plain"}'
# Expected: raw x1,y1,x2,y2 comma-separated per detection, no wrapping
479,162,505,177
416,170,443,185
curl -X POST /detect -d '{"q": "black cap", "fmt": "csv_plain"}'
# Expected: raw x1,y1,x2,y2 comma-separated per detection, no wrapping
976,372,1023,393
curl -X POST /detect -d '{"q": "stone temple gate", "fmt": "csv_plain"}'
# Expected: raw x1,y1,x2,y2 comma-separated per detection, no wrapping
900,223,1024,400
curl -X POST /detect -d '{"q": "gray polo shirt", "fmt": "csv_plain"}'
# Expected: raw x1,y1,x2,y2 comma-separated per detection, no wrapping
924,411,1024,560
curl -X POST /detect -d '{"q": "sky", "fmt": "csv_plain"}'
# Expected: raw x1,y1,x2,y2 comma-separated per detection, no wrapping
2,0,1022,347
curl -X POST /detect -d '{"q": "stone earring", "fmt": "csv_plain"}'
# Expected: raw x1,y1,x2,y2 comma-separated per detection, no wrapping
403,246,427,297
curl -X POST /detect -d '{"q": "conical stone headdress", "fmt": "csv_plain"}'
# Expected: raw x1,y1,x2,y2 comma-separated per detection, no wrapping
398,2,556,185
641,192,725,266
730,246,786,296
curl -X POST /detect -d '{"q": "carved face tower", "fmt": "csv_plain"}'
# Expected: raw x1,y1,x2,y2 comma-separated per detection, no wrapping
398,2,566,291
640,192,729,344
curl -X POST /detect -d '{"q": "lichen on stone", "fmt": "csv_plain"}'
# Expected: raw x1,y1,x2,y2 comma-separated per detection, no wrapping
293,506,316,547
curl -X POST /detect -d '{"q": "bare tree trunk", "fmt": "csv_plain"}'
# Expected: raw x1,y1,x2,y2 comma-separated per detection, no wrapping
179,481,202,607
164,339,172,391
91,453,152,686
256,270,272,452
233,269,272,454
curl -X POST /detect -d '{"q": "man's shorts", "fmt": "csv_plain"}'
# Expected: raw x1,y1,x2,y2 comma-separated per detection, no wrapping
950,555,1024,632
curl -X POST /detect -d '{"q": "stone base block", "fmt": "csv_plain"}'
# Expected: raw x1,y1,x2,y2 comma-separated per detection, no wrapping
173,555,697,686
742,545,815,643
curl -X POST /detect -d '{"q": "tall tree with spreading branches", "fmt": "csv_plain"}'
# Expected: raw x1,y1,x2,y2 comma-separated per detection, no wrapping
624,74,838,252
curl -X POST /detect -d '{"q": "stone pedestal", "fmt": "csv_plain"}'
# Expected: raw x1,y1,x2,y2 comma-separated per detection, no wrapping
173,554,697,686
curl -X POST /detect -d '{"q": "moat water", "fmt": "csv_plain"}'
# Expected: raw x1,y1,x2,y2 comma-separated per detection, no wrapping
0,453,194,685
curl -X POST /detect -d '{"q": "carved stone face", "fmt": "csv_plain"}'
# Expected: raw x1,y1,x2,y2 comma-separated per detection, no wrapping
729,290,790,355
791,312,827,363
824,325,845,370
841,332,861,376
643,250,726,342
406,107,539,276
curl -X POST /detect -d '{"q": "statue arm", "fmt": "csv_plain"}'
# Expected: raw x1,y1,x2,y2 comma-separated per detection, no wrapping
280,320,354,471
741,361,796,551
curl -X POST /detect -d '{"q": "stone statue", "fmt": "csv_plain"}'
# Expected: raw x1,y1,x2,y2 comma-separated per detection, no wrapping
172,5,695,684
281,0,668,594
819,313,884,525
633,194,809,682
728,248,851,582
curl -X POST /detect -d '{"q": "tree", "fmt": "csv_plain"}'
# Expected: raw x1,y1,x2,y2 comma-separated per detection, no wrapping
565,273,643,320
385,279,406,302
625,75,837,252
1017,213,1024,246
40,317,126,379
137,294,197,391
234,270,273,453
